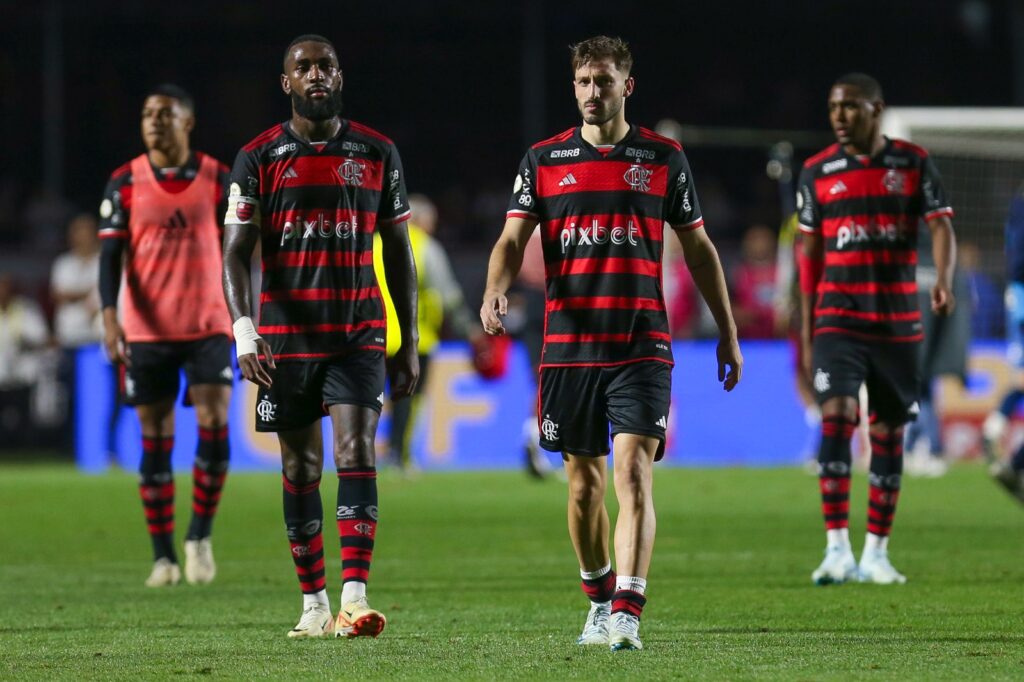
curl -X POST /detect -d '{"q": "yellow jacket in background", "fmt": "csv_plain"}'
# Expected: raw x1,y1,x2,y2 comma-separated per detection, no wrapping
373,222,443,357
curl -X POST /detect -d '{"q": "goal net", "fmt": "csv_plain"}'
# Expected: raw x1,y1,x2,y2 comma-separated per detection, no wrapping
882,108,1024,457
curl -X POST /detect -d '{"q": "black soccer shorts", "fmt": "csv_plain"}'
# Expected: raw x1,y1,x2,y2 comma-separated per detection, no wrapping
254,351,386,432
538,360,672,460
124,334,233,406
811,332,921,425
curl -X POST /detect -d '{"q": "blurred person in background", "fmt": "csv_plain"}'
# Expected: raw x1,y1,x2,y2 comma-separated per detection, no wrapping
731,224,778,339
903,226,970,478
50,213,103,456
0,274,49,448
374,193,478,472
51,214,102,348
983,184,1024,504
798,73,956,586
958,241,1001,339
98,84,234,588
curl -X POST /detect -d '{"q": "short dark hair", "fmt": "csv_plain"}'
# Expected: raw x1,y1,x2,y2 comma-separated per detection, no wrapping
146,83,194,113
284,34,337,68
833,72,884,101
570,35,633,75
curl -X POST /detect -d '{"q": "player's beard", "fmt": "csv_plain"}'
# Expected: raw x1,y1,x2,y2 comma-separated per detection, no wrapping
292,88,344,121
579,97,622,126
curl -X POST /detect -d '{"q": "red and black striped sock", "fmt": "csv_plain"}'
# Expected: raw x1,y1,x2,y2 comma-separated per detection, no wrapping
611,590,647,620
818,415,856,531
283,475,326,594
336,467,378,589
867,428,904,538
187,425,230,540
139,435,176,562
580,566,616,604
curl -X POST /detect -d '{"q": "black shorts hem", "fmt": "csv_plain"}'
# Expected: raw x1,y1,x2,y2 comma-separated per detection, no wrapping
541,441,609,457
323,399,383,414
610,428,666,442
254,416,323,433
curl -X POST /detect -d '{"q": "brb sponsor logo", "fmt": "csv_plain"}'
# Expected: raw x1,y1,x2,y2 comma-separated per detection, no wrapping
560,218,640,254
280,212,361,244
834,219,909,250
550,148,580,159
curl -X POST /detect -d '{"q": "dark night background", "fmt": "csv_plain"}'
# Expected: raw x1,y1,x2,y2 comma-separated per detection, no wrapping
0,0,1020,284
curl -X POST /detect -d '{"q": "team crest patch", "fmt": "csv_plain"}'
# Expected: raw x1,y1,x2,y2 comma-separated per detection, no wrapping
813,369,831,393
236,200,255,222
623,164,652,192
882,169,905,193
338,159,365,186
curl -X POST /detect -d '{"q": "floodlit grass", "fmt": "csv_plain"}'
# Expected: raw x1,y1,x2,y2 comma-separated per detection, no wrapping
1,463,1022,680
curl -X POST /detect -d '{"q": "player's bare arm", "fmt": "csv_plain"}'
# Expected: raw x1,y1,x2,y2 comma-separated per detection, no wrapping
675,225,743,391
222,222,275,388
798,230,824,382
927,214,956,316
378,219,421,399
481,216,538,335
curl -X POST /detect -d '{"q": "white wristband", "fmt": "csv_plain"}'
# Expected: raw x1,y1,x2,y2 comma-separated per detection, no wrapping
233,316,261,358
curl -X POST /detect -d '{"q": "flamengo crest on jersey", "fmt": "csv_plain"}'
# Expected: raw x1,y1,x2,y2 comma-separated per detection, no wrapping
228,120,411,360
796,137,954,343
507,125,704,367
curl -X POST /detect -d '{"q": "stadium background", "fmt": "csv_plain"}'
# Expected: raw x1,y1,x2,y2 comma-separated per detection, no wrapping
2,0,1022,466
3,2,1024,679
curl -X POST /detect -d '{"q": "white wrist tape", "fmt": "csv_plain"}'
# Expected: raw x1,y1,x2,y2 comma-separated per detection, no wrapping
233,316,261,358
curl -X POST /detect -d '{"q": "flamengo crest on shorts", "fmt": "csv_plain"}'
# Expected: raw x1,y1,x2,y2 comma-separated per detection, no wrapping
507,126,704,367
796,137,954,343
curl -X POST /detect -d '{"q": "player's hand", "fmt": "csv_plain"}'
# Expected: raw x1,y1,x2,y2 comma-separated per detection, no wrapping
931,283,955,316
103,319,131,367
480,290,508,336
717,336,743,392
239,338,275,388
390,344,420,400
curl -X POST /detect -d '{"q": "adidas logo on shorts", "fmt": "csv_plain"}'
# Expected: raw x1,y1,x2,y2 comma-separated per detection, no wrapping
655,416,668,429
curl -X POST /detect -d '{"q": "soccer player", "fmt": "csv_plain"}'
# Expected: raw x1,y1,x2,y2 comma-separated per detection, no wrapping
481,36,742,651
98,84,233,588
222,34,418,639
797,73,957,585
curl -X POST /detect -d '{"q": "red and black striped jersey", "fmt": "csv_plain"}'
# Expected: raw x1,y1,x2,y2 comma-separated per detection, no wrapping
226,120,410,360
507,125,703,367
97,152,229,240
796,137,953,343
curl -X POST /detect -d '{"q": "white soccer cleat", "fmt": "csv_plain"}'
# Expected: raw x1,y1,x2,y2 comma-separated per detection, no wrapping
335,596,387,638
858,549,907,585
144,557,181,587
184,538,217,585
576,601,611,645
811,545,858,585
608,612,642,651
287,603,335,639
982,412,1007,463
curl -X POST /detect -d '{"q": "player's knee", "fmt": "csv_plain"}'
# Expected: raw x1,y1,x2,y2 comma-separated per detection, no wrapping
282,454,321,484
568,473,604,507
821,397,858,422
333,431,375,468
613,456,651,497
194,405,228,430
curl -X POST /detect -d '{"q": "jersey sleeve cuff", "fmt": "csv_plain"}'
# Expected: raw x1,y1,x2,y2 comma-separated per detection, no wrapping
797,223,818,234
506,209,538,220
379,209,412,226
923,207,954,221
671,217,704,232
98,228,128,240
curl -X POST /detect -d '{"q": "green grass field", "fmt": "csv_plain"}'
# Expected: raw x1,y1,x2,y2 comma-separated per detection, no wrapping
1,463,1022,680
